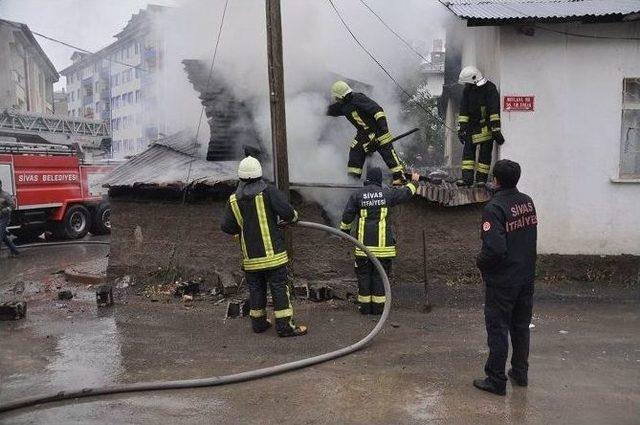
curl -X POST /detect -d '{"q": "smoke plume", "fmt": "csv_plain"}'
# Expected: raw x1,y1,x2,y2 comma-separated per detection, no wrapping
153,0,447,221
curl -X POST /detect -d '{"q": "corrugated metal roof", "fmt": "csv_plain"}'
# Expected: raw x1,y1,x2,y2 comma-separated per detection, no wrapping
444,0,640,21
103,132,238,187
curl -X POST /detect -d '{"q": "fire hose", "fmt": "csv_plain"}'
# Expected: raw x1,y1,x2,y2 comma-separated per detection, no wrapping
0,220,391,415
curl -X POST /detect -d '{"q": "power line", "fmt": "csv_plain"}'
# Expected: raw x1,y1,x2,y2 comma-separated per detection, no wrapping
326,0,455,132
4,21,149,72
184,0,231,185
534,24,640,41
358,0,430,63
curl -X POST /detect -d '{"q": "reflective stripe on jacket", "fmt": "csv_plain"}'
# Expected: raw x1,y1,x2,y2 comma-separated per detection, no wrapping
458,81,501,144
327,92,393,145
340,181,417,258
221,182,298,271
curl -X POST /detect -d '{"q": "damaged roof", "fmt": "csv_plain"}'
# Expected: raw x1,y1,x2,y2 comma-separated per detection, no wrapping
102,132,238,188
442,0,640,24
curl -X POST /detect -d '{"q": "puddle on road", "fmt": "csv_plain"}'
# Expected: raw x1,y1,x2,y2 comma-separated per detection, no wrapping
47,314,123,390
404,386,444,421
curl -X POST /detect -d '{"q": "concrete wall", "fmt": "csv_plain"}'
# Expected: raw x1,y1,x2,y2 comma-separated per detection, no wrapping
0,22,55,114
498,23,640,255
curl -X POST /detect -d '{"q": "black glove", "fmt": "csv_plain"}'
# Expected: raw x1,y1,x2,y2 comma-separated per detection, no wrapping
365,139,380,154
493,131,505,145
457,130,469,145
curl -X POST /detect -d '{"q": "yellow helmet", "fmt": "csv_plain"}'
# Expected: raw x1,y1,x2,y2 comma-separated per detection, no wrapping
331,80,352,101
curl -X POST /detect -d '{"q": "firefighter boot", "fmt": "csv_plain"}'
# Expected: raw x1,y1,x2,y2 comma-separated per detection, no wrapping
370,302,384,315
359,302,371,315
251,317,272,333
276,317,308,337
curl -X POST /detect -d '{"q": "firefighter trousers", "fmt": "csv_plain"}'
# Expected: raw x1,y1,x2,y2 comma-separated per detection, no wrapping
245,266,296,335
0,217,18,255
484,284,534,389
461,140,493,184
348,138,405,184
355,257,392,315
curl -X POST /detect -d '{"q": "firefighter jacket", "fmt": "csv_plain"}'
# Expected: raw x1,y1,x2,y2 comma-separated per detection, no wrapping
339,181,417,258
327,92,393,147
476,187,537,287
221,180,298,272
458,81,501,144
0,190,15,220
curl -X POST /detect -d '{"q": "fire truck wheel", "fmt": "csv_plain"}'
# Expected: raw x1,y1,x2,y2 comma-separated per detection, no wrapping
90,203,111,235
55,205,92,240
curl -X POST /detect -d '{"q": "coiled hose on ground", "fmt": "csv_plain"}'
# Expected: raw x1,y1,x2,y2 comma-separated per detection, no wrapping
0,220,391,415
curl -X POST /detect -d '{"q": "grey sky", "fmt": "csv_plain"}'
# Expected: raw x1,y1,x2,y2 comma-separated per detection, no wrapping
0,0,178,90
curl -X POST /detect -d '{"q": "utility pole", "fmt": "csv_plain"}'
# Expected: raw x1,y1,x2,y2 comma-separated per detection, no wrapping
265,0,290,198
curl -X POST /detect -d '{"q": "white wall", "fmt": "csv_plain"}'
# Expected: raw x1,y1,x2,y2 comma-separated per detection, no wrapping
498,23,640,255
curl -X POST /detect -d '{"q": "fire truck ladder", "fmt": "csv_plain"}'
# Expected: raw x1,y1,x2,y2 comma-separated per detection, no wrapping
0,108,110,138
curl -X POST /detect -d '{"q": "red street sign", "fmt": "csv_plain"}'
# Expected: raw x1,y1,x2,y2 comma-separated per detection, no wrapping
503,96,535,111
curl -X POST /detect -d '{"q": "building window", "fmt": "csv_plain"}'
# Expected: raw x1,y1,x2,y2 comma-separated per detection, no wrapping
135,90,141,103
135,67,140,79
134,42,139,55
620,78,640,179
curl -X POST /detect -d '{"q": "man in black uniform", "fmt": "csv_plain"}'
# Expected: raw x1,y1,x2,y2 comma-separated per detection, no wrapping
0,180,19,257
339,167,419,314
457,66,505,187
474,159,537,395
221,156,307,337
327,81,406,185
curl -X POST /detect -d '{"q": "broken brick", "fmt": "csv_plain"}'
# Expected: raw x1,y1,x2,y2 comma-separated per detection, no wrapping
57,290,73,300
0,301,27,320
308,284,333,302
225,298,250,319
96,285,114,307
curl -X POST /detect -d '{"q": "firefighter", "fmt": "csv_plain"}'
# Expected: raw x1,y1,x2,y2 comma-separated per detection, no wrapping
473,159,537,395
221,156,307,337
327,81,406,185
339,166,420,315
457,66,505,187
0,180,19,257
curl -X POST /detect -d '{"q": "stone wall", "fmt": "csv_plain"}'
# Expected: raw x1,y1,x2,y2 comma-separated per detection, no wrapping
107,190,484,285
107,189,640,286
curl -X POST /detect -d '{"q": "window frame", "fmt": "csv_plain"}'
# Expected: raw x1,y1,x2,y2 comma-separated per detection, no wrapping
618,77,640,181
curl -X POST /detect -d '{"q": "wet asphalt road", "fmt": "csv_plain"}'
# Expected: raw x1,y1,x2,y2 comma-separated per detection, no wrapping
0,243,639,425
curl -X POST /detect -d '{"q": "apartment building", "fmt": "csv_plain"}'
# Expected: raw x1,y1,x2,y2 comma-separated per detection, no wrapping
0,19,59,114
60,5,166,159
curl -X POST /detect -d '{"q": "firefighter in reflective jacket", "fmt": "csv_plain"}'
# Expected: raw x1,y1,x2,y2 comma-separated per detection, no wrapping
221,156,307,337
327,81,406,185
457,66,505,186
473,159,537,396
339,167,420,315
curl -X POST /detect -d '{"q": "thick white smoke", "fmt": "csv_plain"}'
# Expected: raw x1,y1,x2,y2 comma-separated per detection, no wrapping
152,0,447,220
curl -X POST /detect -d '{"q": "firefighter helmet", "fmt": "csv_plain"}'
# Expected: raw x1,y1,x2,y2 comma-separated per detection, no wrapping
459,66,487,86
331,80,353,101
238,156,262,179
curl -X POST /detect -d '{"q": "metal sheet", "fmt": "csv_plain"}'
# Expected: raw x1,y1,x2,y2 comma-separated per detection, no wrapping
444,0,640,20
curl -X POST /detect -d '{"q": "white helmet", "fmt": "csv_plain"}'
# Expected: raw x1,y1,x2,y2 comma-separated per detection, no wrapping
238,156,262,179
459,66,487,86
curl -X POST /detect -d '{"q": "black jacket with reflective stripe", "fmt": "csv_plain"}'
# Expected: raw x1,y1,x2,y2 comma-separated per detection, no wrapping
340,181,417,258
327,92,392,144
458,81,501,144
221,181,298,271
476,187,537,287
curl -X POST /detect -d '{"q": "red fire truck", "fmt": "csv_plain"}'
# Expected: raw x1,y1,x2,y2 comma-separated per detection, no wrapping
0,141,114,241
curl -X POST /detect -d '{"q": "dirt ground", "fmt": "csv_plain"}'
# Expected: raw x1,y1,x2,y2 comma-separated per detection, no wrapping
1,243,639,425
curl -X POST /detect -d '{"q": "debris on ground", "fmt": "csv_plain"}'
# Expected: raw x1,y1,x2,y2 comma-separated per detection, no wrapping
0,301,27,320
225,298,250,318
559,330,569,334
213,270,240,296
308,284,333,302
115,275,133,289
57,290,73,300
182,294,194,302
174,280,200,297
96,285,114,307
